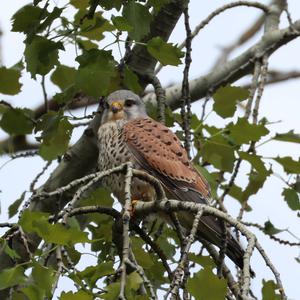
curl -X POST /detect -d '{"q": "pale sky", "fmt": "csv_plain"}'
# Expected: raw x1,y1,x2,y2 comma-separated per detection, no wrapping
0,1,300,299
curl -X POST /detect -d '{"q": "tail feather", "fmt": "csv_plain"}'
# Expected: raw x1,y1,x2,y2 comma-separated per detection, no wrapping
171,188,255,277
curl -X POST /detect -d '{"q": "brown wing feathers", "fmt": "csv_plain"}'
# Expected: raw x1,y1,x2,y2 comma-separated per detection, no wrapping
123,118,210,199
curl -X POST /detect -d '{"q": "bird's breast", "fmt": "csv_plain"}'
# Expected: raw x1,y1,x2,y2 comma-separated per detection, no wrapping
97,121,156,203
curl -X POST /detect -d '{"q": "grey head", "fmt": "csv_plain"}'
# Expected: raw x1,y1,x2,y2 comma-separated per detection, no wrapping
100,90,148,125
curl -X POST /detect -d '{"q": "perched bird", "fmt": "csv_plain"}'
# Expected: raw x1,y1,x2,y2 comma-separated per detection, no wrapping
97,89,246,271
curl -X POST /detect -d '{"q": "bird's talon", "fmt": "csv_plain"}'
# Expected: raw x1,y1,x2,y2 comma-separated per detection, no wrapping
130,199,139,216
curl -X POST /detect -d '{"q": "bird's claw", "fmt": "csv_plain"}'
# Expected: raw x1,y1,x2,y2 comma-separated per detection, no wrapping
130,199,139,217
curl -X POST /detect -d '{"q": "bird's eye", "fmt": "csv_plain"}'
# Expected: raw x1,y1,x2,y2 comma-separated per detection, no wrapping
124,99,136,107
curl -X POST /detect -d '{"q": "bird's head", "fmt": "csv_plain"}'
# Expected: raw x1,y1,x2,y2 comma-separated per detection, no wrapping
100,90,147,124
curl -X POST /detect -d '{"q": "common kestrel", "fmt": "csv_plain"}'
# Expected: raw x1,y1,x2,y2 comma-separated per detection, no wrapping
98,89,246,271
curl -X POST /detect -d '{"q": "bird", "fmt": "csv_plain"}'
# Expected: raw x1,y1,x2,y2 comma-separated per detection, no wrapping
97,89,247,272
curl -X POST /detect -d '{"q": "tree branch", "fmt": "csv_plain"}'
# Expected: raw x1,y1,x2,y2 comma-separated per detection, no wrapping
144,19,300,109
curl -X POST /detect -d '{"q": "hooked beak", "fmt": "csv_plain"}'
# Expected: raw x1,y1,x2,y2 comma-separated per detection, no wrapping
111,101,123,114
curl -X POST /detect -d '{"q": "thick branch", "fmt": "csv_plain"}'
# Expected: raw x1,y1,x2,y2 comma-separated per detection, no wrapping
144,20,300,109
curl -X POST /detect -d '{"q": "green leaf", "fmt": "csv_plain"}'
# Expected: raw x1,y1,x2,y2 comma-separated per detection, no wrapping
36,113,73,161
101,282,121,300
0,266,25,290
147,37,184,66
18,210,48,231
188,254,216,269
123,67,141,94
213,85,249,118
241,170,266,203
263,221,285,235
226,183,244,203
275,156,300,174
149,0,171,13
238,152,270,176
81,187,113,207
77,39,98,51
282,188,300,210
19,210,89,245
75,11,114,41
77,262,114,287
0,66,22,95
194,164,218,199
187,267,227,300
51,65,76,90
52,85,77,105
98,0,122,11
123,2,152,41
51,224,89,245
155,228,176,257
22,285,44,300
227,118,269,145
60,290,93,300
190,113,201,130
70,0,89,9
32,264,55,298
75,49,117,97
125,272,143,298
201,140,235,172
274,130,300,144
145,102,158,121
25,36,63,78
89,221,113,247
146,260,168,288
64,246,81,266
111,16,133,31
132,237,154,269
0,239,20,260
39,7,63,33
261,280,280,300
8,191,26,218
0,108,34,135
11,5,43,33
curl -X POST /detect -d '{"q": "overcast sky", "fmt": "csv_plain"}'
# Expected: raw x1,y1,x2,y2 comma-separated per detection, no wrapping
0,1,300,299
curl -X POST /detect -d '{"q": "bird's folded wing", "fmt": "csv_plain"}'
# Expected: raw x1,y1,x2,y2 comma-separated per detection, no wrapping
122,117,210,200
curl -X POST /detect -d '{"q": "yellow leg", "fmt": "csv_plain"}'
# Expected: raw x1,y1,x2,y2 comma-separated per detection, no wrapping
130,199,140,216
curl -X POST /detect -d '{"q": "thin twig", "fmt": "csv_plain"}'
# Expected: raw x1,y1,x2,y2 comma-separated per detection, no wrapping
41,75,48,113
169,212,185,246
201,240,242,299
30,161,52,192
242,221,300,246
252,55,269,124
51,246,65,296
219,158,242,203
151,76,166,124
255,241,287,300
18,227,33,260
119,163,133,299
168,209,204,299
132,222,173,281
217,220,228,277
245,60,262,118
181,5,192,159
0,222,15,228
241,235,256,298
200,93,211,121
128,249,157,299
